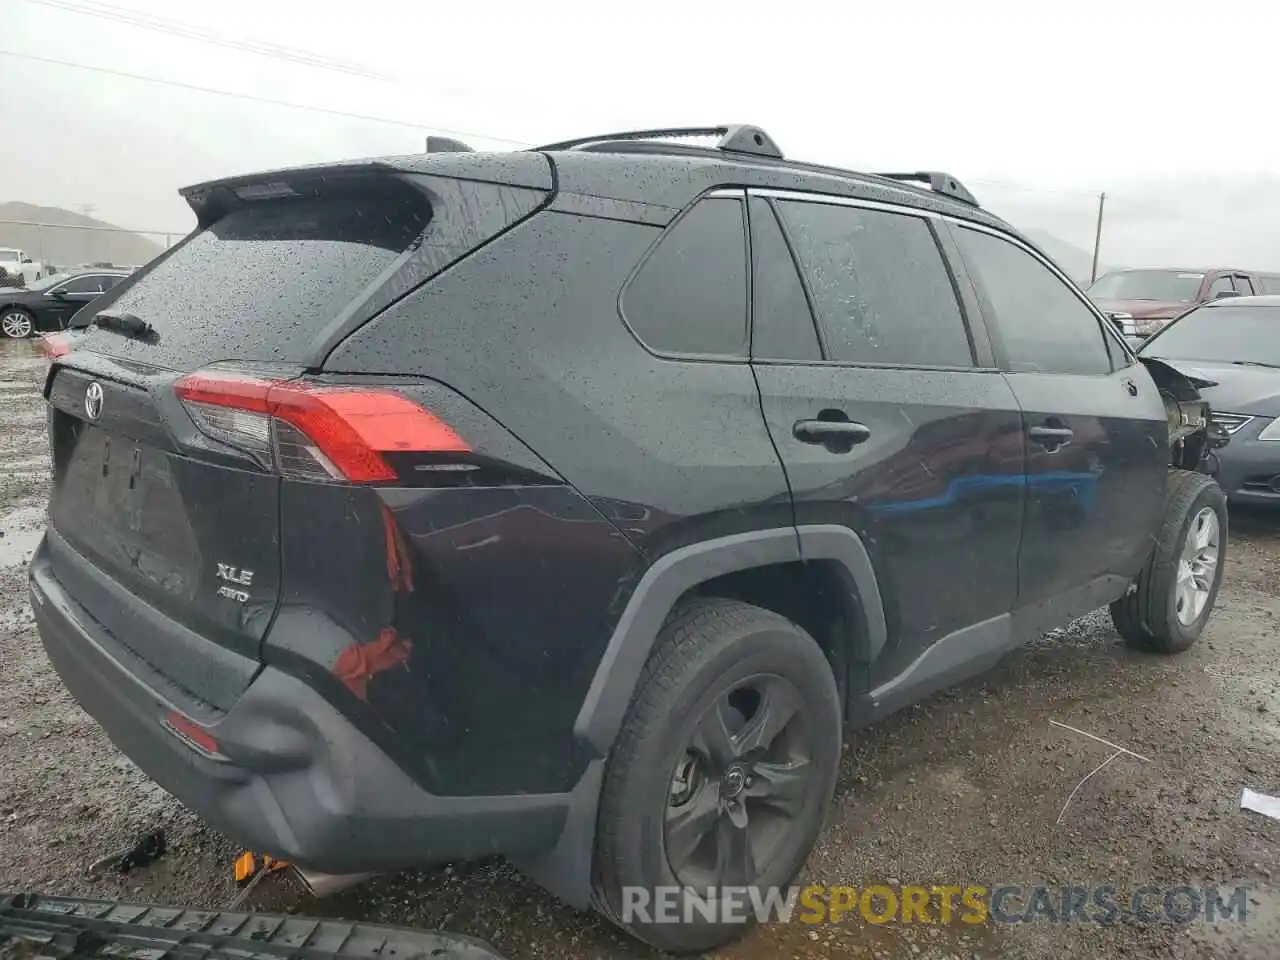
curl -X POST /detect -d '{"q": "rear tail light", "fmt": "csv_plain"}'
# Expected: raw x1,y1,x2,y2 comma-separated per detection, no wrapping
173,371,469,483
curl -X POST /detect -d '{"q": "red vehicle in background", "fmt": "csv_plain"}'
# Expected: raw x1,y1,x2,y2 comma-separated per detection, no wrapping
1088,267,1280,339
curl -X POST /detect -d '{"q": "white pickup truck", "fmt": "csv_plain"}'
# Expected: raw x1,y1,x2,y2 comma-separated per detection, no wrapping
0,248,45,286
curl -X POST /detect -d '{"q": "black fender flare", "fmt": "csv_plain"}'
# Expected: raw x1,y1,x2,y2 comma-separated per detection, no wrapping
573,523,887,756
520,524,886,908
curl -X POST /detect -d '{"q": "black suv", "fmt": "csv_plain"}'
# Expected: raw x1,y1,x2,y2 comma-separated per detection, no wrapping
30,126,1226,953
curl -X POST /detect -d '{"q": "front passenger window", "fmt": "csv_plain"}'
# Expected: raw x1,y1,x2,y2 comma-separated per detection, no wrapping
59,276,104,295
955,227,1112,376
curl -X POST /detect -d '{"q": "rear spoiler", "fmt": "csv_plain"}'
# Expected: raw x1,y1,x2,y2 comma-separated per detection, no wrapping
179,155,553,227
179,161,404,226
1,893,507,960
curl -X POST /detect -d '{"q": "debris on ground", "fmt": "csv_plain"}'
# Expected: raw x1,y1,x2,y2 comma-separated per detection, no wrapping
1241,787,1280,821
86,830,165,876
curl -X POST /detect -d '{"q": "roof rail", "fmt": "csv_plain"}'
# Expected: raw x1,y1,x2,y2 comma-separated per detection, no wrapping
536,125,783,159
874,171,978,207
426,136,474,153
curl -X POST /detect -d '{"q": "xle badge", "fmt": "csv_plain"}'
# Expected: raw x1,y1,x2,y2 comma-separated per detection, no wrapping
215,563,254,603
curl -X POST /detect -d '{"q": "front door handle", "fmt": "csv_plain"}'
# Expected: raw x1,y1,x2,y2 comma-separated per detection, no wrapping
793,418,872,453
1028,425,1074,452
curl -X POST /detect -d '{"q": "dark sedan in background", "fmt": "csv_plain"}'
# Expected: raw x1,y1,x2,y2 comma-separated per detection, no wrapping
0,269,129,339
1139,295,1280,506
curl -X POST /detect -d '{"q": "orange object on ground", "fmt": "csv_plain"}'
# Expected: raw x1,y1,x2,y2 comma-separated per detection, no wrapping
234,851,290,885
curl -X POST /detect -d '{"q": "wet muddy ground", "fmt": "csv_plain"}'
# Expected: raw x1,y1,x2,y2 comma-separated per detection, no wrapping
1,338,1278,959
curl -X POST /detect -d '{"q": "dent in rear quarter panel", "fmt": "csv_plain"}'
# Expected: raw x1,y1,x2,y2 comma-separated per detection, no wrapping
324,211,796,557
269,478,640,796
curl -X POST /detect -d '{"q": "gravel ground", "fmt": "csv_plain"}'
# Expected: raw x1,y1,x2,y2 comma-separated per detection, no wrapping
2,337,1278,959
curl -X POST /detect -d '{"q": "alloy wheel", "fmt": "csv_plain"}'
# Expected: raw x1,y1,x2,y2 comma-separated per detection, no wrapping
1175,506,1219,626
1,312,32,339
664,674,814,889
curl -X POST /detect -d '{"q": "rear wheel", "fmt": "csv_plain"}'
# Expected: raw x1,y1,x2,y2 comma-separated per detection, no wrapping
1,309,34,339
1110,469,1227,653
592,598,841,953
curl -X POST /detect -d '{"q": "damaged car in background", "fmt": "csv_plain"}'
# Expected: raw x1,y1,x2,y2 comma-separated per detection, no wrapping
1139,294,1280,506
27,125,1232,953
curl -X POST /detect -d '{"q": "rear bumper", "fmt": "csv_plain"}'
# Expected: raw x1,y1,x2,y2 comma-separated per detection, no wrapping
29,538,573,874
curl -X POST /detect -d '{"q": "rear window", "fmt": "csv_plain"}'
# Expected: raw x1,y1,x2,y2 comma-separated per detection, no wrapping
78,185,430,366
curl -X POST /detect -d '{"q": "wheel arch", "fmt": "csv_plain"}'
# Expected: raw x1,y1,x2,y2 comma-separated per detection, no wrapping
572,524,887,756
517,524,886,909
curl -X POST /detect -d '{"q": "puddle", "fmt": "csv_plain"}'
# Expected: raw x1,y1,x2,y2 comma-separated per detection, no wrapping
0,501,47,567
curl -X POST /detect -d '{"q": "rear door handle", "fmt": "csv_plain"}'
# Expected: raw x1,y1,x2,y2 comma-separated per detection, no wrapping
793,419,872,450
1028,426,1074,451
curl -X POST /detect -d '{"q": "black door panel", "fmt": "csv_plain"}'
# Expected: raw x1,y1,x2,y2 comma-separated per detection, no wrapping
1002,370,1166,606
949,223,1168,616
755,364,1026,683
747,193,1025,692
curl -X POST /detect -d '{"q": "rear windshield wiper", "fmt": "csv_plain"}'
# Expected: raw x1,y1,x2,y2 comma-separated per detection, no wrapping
1231,360,1280,369
92,309,153,338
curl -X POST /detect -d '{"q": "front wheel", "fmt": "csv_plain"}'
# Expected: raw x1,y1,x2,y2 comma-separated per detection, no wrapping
1111,469,1227,653
592,598,842,953
1,308,34,339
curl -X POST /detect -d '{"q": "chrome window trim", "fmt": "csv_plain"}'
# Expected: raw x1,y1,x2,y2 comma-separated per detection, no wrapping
747,187,939,220
744,186,988,370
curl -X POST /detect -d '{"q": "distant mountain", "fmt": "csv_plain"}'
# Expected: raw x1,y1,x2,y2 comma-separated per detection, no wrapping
0,202,164,271
1019,228,1114,287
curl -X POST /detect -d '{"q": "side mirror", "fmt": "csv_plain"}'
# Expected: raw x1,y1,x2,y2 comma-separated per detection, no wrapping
1212,290,1241,300
21,256,31,264
50,289,68,300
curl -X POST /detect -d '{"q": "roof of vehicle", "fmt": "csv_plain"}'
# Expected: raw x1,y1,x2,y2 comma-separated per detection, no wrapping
178,124,1023,241
1202,295,1280,308
1102,266,1280,277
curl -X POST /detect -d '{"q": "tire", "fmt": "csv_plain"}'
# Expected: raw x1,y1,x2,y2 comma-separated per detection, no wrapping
1,308,34,339
592,597,842,953
1110,469,1227,653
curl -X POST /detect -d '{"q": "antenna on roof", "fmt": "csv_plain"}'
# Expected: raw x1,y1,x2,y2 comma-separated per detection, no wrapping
426,136,474,153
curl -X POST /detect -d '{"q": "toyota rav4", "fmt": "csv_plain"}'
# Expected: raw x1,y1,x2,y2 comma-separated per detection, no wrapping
30,125,1227,953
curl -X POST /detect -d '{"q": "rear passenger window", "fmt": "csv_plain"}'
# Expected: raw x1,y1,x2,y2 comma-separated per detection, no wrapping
774,200,973,367
955,227,1112,376
622,197,748,357
749,198,821,361
1234,276,1255,294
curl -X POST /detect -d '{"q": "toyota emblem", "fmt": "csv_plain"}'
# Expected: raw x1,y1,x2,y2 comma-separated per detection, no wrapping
84,381,104,421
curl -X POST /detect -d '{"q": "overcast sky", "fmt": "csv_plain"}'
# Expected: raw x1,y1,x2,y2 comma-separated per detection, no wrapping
3,0,1278,268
